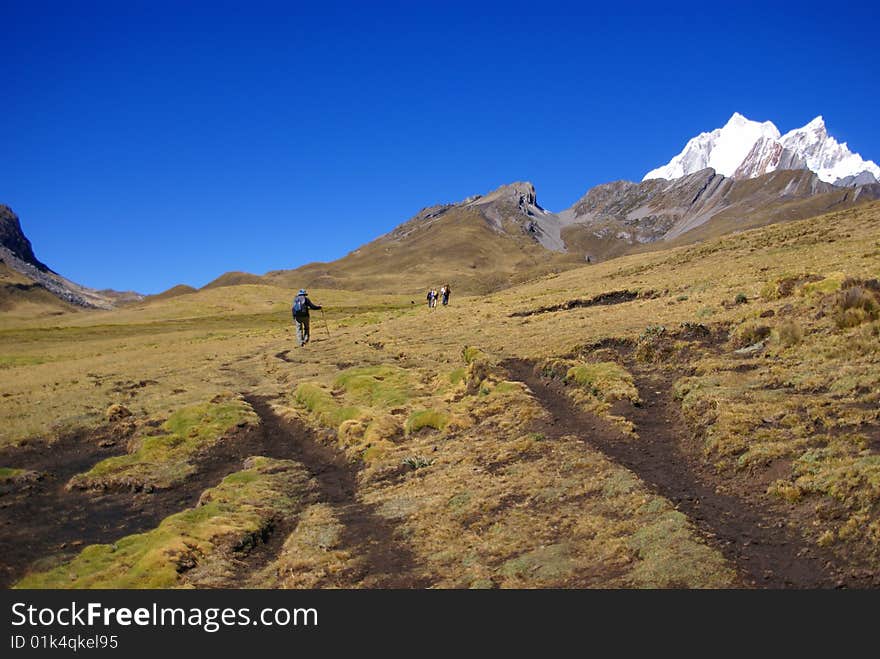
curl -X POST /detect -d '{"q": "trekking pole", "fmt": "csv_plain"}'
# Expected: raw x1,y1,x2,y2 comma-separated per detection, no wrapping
321,309,331,339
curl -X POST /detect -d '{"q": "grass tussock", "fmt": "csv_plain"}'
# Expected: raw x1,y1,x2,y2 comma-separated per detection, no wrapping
831,280,880,329
405,409,449,434
565,362,639,404
775,319,804,347
293,383,361,428
729,321,771,349
333,365,413,407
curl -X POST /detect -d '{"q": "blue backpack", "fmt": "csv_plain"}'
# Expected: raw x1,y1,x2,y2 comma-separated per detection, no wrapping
292,295,307,315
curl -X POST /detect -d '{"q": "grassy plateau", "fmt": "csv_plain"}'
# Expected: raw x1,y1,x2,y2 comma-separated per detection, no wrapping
2,200,879,588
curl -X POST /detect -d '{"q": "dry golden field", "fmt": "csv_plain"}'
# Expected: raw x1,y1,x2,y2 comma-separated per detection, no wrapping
2,200,879,588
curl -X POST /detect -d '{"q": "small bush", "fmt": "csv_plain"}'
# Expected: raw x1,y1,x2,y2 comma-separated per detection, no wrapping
734,292,748,305
730,322,771,349
833,285,879,329
634,326,673,363
537,358,574,380
640,325,666,341
461,346,487,365
776,320,804,347
402,455,434,470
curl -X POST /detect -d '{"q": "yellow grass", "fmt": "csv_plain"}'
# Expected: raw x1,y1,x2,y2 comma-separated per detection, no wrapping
4,199,880,587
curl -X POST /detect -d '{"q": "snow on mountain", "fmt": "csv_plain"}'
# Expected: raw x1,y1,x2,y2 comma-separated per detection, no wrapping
779,116,880,185
643,113,780,180
645,113,879,186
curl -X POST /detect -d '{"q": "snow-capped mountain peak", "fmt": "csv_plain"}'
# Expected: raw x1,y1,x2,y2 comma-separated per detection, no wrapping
643,112,780,181
645,113,879,186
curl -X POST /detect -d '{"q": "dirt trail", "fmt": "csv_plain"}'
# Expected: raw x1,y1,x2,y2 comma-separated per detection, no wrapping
504,358,854,589
240,396,427,588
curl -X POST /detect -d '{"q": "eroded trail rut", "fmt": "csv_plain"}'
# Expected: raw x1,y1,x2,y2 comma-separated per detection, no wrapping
505,358,847,588
0,392,424,588
242,396,427,588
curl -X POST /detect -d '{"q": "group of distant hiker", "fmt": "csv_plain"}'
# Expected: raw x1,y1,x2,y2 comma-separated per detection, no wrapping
426,284,451,309
291,282,452,348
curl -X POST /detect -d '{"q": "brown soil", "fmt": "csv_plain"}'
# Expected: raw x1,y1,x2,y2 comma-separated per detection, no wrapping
504,357,877,589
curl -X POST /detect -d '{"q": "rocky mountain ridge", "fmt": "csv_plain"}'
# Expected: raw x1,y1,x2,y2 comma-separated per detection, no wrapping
0,205,142,310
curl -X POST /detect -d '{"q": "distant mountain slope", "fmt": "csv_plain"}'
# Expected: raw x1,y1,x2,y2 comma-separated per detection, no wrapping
645,113,880,185
559,168,879,248
203,170,880,295
260,182,581,294
0,205,143,310
144,284,199,302
201,271,264,290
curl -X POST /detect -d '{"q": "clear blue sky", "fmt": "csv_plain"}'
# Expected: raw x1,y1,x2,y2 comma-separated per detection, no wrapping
2,1,877,293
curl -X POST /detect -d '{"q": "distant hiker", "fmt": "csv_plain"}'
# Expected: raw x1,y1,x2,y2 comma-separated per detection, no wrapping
291,288,322,347
441,284,450,306
427,288,436,309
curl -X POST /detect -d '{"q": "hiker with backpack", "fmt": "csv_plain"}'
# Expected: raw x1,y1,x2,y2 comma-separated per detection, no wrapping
291,288,322,347
441,284,450,306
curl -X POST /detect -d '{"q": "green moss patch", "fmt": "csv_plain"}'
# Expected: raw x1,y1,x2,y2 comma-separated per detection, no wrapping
69,398,258,490
0,467,26,480
800,272,845,297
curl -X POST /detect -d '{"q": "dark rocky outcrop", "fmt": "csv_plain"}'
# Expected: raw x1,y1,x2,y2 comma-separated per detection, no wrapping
0,205,50,272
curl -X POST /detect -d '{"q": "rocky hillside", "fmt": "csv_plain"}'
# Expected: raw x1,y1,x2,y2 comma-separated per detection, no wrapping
0,205,142,311
558,168,880,248
0,205,50,272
